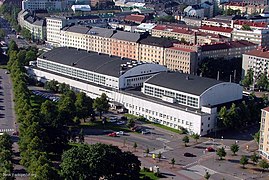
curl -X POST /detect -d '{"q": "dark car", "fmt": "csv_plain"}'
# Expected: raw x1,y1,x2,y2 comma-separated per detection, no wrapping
184,153,196,157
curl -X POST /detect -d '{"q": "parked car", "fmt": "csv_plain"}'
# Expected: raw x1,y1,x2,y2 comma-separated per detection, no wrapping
141,129,151,134
206,147,215,152
116,131,124,135
116,121,125,125
108,132,117,137
183,153,196,157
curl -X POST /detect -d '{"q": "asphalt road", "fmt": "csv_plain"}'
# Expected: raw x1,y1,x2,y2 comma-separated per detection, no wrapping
0,69,15,133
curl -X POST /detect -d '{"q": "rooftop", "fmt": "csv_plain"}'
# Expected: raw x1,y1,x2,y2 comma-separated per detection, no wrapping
145,72,224,96
139,36,176,48
244,48,269,59
201,40,257,51
153,25,193,35
233,20,268,28
200,25,233,33
111,31,141,42
263,106,269,112
124,14,146,23
38,47,135,77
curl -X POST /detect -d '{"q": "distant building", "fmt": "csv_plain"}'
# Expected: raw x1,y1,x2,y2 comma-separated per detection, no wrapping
71,5,91,13
259,107,269,161
199,25,233,38
17,10,46,41
181,16,203,27
134,23,156,33
232,28,269,47
184,5,205,18
242,47,269,80
200,40,257,60
124,14,146,24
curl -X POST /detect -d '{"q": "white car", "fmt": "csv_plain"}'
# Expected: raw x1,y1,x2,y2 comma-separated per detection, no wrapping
116,131,124,135
116,121,125,125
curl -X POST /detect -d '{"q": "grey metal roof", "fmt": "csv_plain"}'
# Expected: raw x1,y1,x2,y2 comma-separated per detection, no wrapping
39,47,134,77
87,27,115,38
62,25,90,34
111,31,141,42
145,72,223,96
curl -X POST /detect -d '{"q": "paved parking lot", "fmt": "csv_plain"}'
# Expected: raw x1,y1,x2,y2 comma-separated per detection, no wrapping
0,69,15,133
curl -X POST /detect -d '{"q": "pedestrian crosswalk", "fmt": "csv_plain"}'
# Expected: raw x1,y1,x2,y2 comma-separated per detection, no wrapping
0,128,14,132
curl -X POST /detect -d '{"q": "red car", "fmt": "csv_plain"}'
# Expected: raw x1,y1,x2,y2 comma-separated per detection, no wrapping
206,147,215,152
108,132,117,137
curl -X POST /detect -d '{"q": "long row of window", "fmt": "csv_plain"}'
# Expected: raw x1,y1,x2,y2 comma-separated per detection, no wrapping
144,85,199,108
37,60,118,88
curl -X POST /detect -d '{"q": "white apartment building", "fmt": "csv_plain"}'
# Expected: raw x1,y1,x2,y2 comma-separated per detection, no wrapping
259,107,269,160
18,10,46,41
242,48,269,80
46,16,77,46
27,47,243,136
232,28,269,47
22,0,63,11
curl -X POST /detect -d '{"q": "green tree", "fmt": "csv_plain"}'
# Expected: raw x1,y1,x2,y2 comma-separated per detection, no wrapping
171,158,175,168
127,119,135,128
133,142,137,151
25,50,37,64
78,128,84,143
218,106,231,128
58,83,70,94
216,147,226,160
75,92,93,122
242,69,254,87
240,155,248,168
182,136,189,147
241,24,252,31
250,153,259,165
145,148,149,157
44,79,59,92
60,143,141,179
230,144,239,156
204,171,211,180
253,131,260,144
93,93,109,118
256,73,268,90
227,103,239,128
21,27,31,41
191,133,200,143
259,159,269,171
0,28,5,40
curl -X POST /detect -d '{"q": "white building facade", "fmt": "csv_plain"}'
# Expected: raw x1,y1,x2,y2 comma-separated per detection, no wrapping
27,47,243,136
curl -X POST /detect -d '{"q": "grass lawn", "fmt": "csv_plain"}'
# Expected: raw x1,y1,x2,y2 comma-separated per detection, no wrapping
151,123,180,134
0,65,7,69
30,94,46,108
140,170,159,180
80,121,132,132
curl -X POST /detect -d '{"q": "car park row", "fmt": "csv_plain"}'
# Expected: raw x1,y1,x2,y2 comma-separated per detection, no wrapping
32,90,60,102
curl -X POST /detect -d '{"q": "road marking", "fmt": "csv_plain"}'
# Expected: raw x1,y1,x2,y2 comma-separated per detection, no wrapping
188,165,216,176
0,128,14,132
183,161,198,168
156,137,170,143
